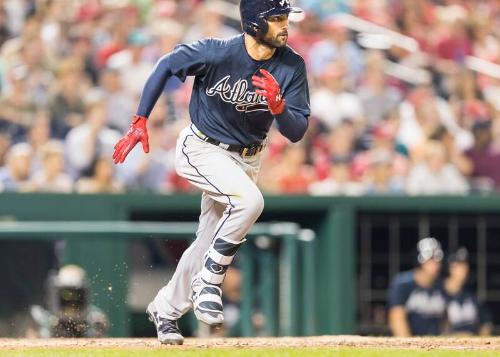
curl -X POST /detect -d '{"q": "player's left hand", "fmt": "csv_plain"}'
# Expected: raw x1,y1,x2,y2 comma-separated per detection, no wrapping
252,69,285,115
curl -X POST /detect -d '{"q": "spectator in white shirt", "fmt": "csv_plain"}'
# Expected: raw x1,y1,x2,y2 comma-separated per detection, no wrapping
65,99,120,178
31,140,73,193
310,61,364,130
406,140,469,195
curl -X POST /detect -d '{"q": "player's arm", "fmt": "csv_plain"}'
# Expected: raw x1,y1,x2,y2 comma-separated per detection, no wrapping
113,40,210,164
387,276,412,337
136,41,209,118
479,324,493,336
388,306,411,337
478,299,493,336
252,61,310,143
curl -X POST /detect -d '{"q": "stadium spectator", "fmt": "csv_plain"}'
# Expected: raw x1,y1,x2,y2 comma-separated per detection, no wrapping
308,156,364,196
182,1,239,44
65,99,120,178
406,140,469,195
0,142,33,191
97,68,135,132
298,0,351,20
0,5,10,48
310,61,364,129
48,59,87,138
25,111,51,172
75,154,123,194
357,51,402,125
444,247,493,336
466,120,500,192
397,85,471,156
31,140,73,193
352,120,409,182
272,144,315,194
107,29,156,100
0,133,11,167
0,65,37,141
388,237,446,337
308,18,364,82
362,149,405,195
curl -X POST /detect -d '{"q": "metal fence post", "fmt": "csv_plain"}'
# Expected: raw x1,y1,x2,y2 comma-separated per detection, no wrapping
255,236,278,336
299,229,316,336
239,241,254,337
272,223,300,336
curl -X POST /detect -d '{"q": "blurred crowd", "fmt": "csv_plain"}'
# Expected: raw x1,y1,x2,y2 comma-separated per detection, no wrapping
1,0,500,195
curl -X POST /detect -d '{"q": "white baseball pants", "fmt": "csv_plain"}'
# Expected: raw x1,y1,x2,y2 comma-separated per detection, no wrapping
152,125,264,320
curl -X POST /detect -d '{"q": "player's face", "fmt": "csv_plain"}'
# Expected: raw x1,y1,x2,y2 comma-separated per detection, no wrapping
421,258,441,279
261,14,289,48
449,262,469,284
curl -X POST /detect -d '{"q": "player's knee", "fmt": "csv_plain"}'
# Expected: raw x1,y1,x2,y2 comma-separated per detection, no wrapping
240,189,264,219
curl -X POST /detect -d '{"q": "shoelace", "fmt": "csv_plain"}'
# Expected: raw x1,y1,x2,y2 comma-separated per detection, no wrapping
157,316,180,334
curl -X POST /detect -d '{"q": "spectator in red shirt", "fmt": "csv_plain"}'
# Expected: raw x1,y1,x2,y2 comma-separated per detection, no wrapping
275,144,316,194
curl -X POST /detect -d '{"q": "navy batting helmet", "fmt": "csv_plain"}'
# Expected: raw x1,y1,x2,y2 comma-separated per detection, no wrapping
240,0,302,38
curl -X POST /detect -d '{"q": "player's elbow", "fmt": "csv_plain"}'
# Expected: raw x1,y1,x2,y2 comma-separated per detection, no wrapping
285,124,307,143
283,119,308,143
287,133,304,143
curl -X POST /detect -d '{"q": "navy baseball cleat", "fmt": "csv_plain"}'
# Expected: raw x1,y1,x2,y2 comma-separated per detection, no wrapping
146,301,184,345
190,276,224,327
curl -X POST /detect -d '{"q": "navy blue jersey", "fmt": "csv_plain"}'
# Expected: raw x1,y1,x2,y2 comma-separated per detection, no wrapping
136,34,310,145
445,288,492,334
388,270,447,335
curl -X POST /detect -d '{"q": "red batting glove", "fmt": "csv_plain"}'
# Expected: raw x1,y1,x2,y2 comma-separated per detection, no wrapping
112,115,150,164
252,69,285,115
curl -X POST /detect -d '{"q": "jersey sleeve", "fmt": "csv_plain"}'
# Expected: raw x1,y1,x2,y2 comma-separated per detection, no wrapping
136,39,211,118
274,59,311,142
283,59,311,118
387,274,410,308
168,39,211,81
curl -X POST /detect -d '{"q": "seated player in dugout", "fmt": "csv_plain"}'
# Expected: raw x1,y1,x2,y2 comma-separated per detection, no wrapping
388,238,447,336
444,247,493,336
112,0,310,345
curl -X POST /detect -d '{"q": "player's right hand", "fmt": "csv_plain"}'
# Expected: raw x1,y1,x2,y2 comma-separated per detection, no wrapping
112,115,150,164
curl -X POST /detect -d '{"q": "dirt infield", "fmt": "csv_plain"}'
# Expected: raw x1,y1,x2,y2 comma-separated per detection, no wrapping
1,336,499,351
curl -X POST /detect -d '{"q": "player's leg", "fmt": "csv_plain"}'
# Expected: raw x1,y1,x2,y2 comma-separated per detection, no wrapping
149,192,224,317
147,192,223,344
175,132,264,326
148,128,263,341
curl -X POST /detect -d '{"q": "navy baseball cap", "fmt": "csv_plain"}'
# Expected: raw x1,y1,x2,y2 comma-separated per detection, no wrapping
448,247,469,264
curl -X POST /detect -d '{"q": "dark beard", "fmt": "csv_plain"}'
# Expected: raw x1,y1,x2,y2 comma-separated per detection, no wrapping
256,33,287,49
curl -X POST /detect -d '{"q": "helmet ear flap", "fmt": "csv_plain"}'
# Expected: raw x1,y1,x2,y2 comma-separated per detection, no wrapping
256,18,269,38
243,18,268,38
243,21,259,37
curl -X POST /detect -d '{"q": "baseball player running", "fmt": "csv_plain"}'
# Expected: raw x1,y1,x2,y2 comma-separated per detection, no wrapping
113,0,310,345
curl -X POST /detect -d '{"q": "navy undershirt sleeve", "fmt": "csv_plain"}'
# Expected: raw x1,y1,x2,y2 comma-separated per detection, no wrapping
274,107,308,143
274,59,310,143
136,40,210,118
